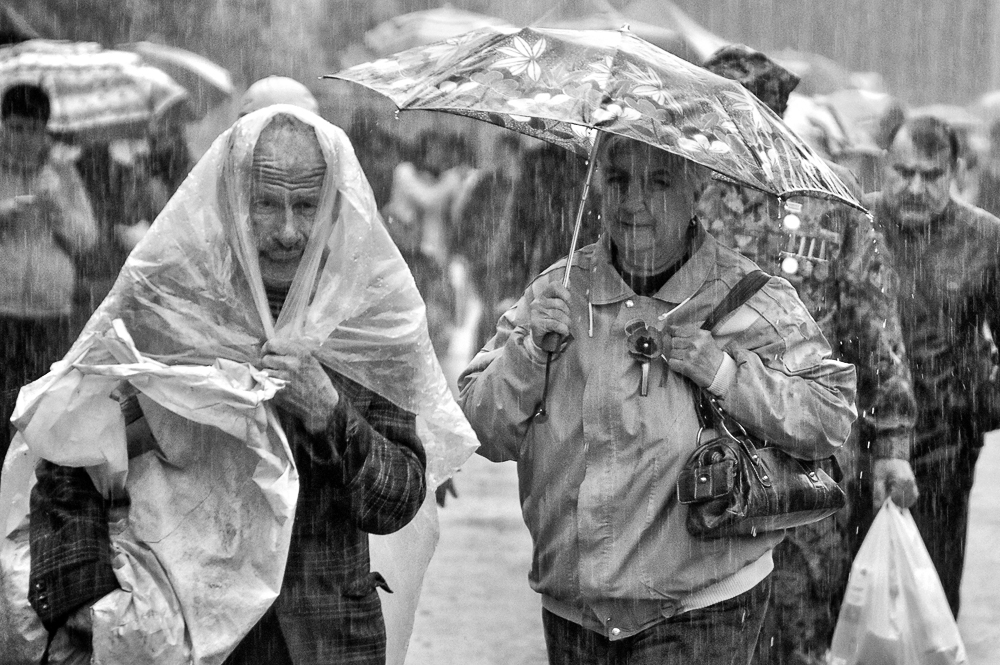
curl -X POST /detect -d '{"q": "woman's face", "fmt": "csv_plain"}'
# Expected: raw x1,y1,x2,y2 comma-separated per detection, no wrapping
596,139,701,273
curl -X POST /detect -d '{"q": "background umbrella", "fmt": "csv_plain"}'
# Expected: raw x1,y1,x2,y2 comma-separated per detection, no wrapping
119,40,234,118
363,5,516,57
0,39,190,142
621,0,729,63
532,0,698,64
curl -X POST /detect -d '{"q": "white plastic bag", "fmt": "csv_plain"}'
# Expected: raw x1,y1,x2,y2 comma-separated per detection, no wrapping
0,322,295,665
828,501,967,665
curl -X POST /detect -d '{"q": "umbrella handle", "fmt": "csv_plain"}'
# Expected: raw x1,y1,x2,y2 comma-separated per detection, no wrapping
534,131,604,415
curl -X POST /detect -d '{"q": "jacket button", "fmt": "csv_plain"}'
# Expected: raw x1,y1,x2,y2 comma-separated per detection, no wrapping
33,581,45,590
611,628,621,637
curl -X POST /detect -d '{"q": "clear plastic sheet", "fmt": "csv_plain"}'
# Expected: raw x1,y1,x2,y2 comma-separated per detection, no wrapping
1,105,477,663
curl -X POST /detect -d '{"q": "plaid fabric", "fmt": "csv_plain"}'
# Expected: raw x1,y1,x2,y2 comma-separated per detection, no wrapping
28,370,427,665
28,462,122,631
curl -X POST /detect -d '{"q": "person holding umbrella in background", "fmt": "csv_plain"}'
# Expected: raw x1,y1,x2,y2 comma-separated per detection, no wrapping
0,83,98,464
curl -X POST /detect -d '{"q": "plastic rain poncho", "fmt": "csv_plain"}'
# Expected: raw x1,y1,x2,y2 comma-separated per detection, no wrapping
0,104,478,665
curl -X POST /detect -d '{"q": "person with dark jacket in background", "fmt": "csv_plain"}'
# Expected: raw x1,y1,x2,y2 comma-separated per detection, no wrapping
866,114,1000,617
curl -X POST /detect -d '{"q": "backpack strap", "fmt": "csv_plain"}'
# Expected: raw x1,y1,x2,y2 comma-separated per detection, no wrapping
700,269,771,332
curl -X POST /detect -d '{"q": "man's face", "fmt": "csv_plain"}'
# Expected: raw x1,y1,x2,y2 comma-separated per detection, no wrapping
249,125,326,288
883,128,954,227
597,139,700,273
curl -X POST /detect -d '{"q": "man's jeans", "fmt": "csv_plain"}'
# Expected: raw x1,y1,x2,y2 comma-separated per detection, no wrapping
543,577,771,665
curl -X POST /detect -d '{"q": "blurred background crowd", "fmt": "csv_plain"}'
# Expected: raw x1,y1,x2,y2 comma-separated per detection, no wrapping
3,1,1000,663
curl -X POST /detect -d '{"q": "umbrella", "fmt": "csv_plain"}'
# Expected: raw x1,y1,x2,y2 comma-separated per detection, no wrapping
363,5,516,57
119,41,234,118
329,25,862,416
532,0,697,63
0,39,190,142
621,0,729,63
330,26,860,211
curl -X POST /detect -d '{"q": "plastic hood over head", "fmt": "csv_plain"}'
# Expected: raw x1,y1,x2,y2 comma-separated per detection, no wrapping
76,103,476,485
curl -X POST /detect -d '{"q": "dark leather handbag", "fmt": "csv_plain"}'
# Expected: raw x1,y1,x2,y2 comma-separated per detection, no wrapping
677,270,846,539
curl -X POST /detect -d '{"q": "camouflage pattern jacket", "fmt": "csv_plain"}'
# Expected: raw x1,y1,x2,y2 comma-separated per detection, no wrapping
697,181,916,460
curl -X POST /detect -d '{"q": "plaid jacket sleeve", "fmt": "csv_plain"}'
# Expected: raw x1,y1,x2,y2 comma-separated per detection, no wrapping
834,209,917,460
297,373,428,536
28,461,121,631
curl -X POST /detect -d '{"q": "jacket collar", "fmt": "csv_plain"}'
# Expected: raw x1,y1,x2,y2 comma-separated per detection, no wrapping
588,224,716,306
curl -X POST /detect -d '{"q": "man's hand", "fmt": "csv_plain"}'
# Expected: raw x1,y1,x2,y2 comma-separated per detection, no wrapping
261,339,340,434
873,458,919,509
664,324,726,388
435,478,458,507
528,282,572,348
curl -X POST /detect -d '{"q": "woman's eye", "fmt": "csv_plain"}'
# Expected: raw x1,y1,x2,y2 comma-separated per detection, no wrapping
294,202,318,215
252,199,276,212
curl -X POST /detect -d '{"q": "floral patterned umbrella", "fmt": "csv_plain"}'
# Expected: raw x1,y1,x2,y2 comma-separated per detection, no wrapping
328,25,863,211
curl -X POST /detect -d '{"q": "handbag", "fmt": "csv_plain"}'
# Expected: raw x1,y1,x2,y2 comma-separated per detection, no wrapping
677,270,846,538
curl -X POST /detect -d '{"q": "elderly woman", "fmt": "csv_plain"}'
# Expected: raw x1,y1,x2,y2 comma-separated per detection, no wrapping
9,107,474,665
458,136,857,665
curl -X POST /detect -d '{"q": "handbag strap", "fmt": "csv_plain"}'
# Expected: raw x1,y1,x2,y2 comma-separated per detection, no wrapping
700,269,771,331
693,269,771,434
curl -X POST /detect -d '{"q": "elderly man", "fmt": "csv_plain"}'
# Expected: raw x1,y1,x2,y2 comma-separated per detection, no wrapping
23,108,440,664
459,135,857,665
866,115,1000,617
697,44,918,665
0,84,98,467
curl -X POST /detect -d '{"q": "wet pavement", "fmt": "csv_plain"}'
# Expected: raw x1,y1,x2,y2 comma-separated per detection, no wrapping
406,454,547,665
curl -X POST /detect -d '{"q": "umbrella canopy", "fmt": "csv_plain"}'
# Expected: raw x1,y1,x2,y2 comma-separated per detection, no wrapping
770,49,860,97
0,39,190,142
363,5,516,57
119,41,234,118
621,0,729,64
532,0,697,63
330,26,862,210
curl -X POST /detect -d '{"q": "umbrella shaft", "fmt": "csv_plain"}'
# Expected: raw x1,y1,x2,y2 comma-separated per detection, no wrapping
561,131,604,288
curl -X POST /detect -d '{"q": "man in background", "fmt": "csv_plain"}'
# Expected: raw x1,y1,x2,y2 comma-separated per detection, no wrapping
867,115,1000,617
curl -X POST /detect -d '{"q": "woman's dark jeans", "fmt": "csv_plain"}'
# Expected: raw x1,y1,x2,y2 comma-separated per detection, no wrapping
543,577,771,665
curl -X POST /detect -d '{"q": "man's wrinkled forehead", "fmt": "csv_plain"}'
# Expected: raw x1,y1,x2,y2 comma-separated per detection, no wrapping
251,115,327,182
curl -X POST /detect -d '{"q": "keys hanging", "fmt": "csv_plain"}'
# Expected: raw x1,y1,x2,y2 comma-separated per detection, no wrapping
626,321,660,397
